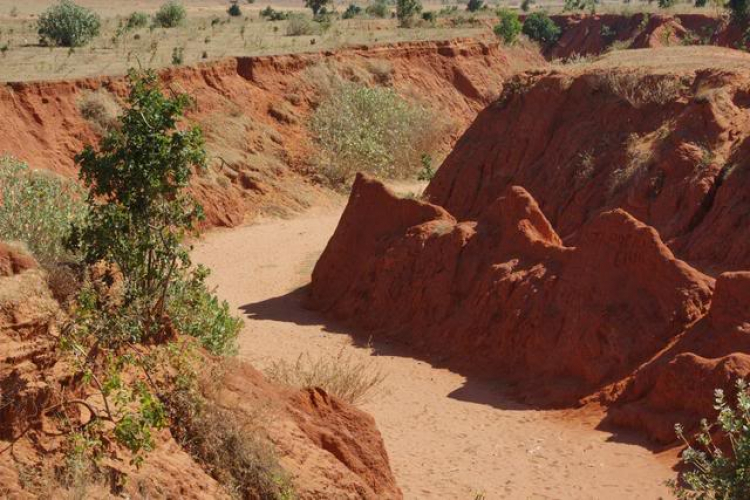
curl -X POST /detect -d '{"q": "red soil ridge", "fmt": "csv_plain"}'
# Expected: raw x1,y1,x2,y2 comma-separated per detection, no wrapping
310,60,750,442
0,37,541,228
547,13,746,59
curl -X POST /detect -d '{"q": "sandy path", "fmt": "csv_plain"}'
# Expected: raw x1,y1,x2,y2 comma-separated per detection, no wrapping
192,204,677,499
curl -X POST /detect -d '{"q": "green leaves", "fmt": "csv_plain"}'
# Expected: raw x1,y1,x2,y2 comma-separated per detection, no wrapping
671,379,750,499
0,157,86,267
37,0,101,47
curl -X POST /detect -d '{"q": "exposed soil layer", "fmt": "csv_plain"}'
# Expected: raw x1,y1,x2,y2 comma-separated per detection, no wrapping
0,247,400,499
0,37,542,228
427,48,750,273
546,13,747,59
310,52,750,443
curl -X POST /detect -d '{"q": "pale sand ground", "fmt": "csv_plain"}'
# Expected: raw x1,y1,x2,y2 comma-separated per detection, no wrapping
192,192,678,499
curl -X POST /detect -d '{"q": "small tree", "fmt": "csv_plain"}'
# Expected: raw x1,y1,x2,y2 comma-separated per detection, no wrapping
305,0,331,16
466,0,484,12
522,11,561,46
154,1,186,28
72,70,206,345
228,1,242,16
670,379,750,499
658,0,677,8
494,9,522,44
728,0,750,22
521,0,533,12
126,11,150,30
397,0,422,27
343,3,363,18
37,0,101,47
366,0,389,17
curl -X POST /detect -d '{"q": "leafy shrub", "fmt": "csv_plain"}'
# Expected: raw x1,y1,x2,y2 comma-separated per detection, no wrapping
266,350,385,405
422,10,436,22
466,0,484,11
670,379,750,499
260,6,290,21
227,2,242,16
71,70,207,347
522,12,561,46
310,83,450,186
658,0,676,8
171,46,184,64
521,0,533,12
564,0,599,13
694,0,708,6
397,0,422,27
37,0,101,47
168,266,241,356
305,0,331,16
125,11,149,30
366,0,389,18
728,0,750,22
0,156,86,267
286,15,315,36
494,9,522,44
154,1,186,28
343,3,363,18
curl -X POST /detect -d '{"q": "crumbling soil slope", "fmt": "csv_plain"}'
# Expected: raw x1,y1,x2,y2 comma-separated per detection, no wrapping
310,50,750,442
0,37,542,228
0,245,401,499
545,13,749,60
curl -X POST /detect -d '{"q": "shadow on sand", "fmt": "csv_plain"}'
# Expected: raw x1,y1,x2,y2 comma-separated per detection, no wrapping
240,285,675,456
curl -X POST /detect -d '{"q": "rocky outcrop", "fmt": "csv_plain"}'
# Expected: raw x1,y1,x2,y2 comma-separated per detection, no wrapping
0,246,400,498
311,175,713,405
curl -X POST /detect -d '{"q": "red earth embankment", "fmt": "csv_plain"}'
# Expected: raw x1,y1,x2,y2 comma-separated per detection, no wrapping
544,13,750,59
0,37,542,228
0,243,401,499
310,49,750,443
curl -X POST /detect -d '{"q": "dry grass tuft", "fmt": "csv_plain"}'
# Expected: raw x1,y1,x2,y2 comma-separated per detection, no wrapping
265,348,385,405
77,89,121,135
596,72,687,108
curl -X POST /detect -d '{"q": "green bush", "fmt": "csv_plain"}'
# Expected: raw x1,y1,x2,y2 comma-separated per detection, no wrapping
154,1,186,28
71,70,206,347
522,11,561,46
343,3,363,18
310,83,450,186
366,0,389,18
0,156,86,267
126,11,149,30
728,0,749,20
658,0,676,8
422,10,436,22
494,9,522,44
466,0,484,11
397,0,422,27
305,0,331,16
286,14,316,35
521,0,533,12
260,6,290,21
37,0,101,47
670,379,750,499
168,266,241,356
228,2,242,16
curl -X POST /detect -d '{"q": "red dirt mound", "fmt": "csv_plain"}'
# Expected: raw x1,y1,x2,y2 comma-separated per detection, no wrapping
0,38,542,229
310,175,712,405
425,63,750,273
0,246,401,498
608,271,750,443
311,57,750,442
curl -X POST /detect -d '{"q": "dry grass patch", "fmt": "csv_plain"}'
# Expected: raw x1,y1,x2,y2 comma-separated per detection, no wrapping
265,348,385,405
596,71,688,108
77,89,120,135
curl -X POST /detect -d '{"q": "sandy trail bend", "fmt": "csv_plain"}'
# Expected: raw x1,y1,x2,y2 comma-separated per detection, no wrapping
192,203,677,499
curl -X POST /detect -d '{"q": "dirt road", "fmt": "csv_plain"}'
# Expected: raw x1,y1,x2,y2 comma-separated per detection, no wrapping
192,202,677,499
